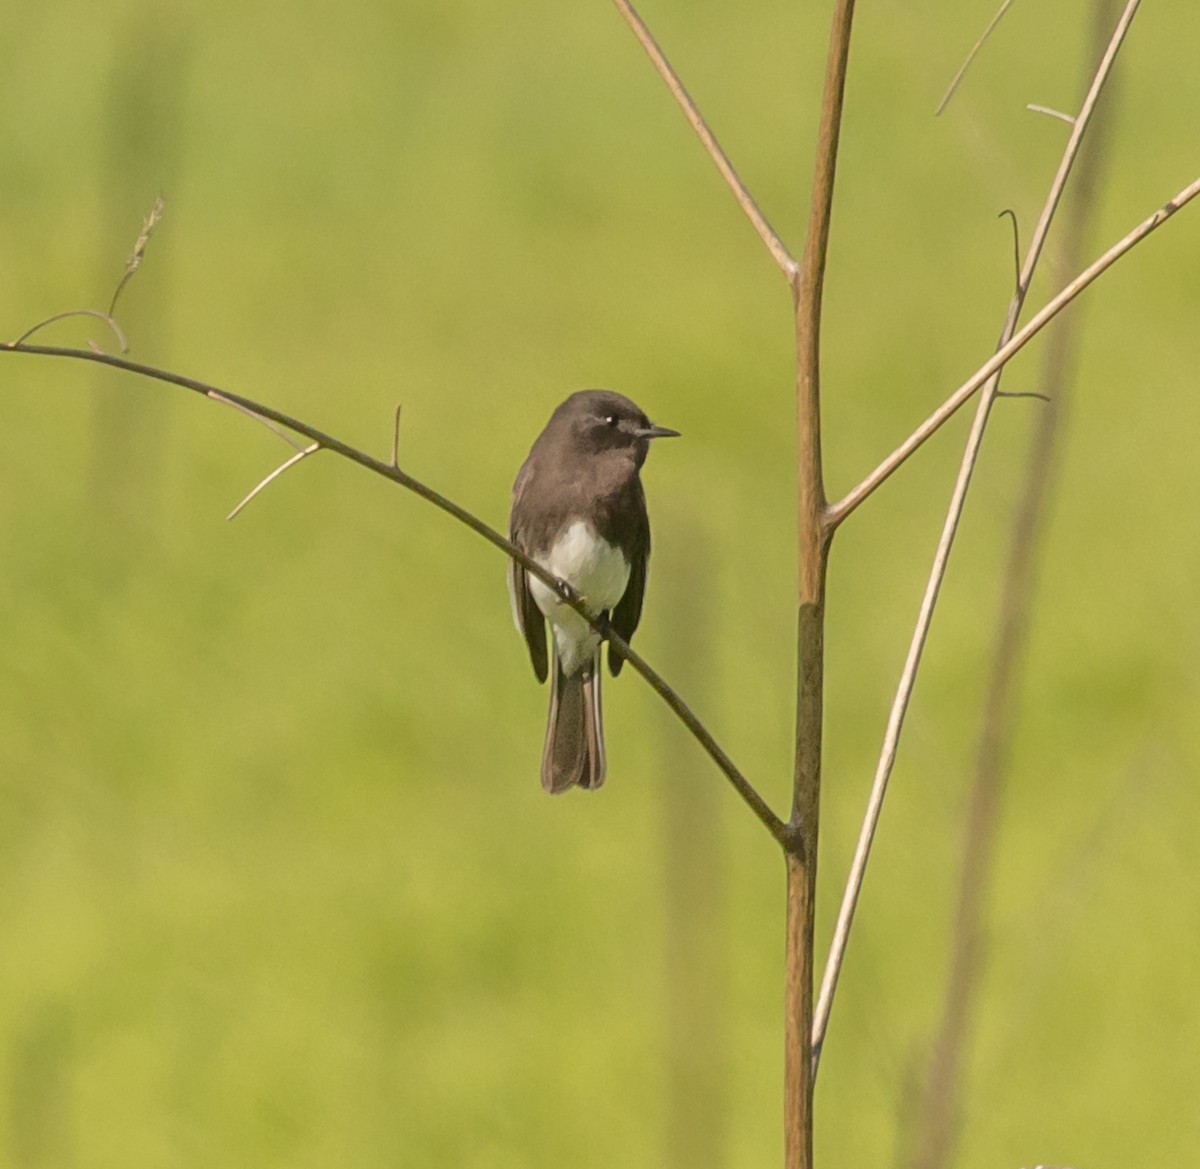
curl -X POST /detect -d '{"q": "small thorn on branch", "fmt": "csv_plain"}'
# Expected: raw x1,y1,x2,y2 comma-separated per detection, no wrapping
1027,104,1076,126
227,442,321,521
998,209,1022,296
391,403,403,468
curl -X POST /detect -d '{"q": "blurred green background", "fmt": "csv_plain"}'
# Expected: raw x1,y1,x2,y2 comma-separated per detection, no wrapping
2,0,1198,1165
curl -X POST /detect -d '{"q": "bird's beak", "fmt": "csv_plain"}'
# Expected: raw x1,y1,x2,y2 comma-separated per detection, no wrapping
638,423,681,439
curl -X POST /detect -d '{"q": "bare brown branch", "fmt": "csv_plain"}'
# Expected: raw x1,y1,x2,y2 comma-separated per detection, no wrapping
0,338,786,844
785,0,856,1164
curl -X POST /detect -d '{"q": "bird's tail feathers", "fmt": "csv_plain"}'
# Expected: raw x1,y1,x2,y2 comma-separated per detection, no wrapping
542,651,606,793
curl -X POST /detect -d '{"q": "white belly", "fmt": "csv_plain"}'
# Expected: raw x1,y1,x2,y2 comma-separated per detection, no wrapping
529,520,630,675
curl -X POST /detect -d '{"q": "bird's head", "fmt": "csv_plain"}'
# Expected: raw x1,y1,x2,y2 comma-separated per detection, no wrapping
554,389,679,468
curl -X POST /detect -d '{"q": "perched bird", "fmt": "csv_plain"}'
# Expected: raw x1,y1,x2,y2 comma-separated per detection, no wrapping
508,390,678,792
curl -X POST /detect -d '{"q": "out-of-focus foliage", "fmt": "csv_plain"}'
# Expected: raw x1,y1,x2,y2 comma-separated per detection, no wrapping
1,1,1198,1166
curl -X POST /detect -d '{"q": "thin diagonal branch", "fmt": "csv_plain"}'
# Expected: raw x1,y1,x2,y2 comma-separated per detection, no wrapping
0,338,787,844
226,441,321,521
813,0,1142,1069
935,0,1017,116
610,0,797,279
825,166,1199,527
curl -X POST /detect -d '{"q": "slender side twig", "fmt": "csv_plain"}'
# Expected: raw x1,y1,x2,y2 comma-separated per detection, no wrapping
813,0,1142,1068
0,339,786,843
226,442,322,521
11,310,129,354
14,200,165,359
908,4,1119,1165
1028,104,1076,126
935,0,1017,116
14,200,167,362
610,0,797,279
825,166,1199,527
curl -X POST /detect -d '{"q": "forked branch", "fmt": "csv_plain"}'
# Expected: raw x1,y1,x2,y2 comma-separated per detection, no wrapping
825,168,1200,527
814,0,1146,1067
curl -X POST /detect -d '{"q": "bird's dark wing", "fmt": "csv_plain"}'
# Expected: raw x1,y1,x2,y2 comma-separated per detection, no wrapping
608,504,649,677
508,465,549,684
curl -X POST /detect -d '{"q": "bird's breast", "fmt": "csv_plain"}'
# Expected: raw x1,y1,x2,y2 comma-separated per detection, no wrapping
531,520,630,619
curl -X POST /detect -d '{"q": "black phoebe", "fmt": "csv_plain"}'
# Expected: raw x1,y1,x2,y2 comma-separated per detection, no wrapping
508,390,678,793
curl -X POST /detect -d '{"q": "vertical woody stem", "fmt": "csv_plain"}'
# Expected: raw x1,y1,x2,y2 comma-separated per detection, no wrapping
786,1,855,1165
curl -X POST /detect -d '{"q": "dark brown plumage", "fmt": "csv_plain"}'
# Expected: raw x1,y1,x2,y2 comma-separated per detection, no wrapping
508,390,677,792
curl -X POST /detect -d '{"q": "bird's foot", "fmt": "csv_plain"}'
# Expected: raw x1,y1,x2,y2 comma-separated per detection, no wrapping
553,577,581,606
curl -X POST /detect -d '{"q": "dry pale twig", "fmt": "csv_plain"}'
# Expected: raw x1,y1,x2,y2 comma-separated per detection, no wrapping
1027,103,1076,126
8,199,165,357
813,0,1143,1068
909,4,1120,1165
610,0,797,280
825,166,1197,526
0,338,787,844
935,0,1018,116
9,309,129,354
109,195,165,317
226,442,322,521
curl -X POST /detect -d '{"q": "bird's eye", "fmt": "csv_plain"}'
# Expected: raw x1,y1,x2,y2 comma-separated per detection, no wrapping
604,414,619,428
